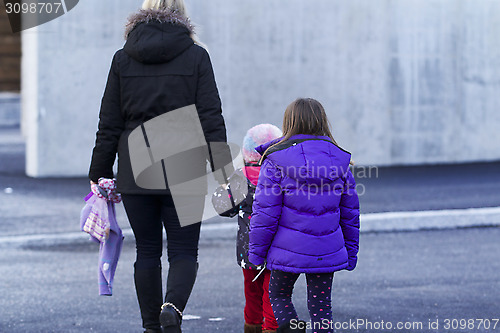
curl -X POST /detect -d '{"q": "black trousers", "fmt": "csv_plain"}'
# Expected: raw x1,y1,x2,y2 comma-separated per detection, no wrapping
121,194,203,269
122,194,203,330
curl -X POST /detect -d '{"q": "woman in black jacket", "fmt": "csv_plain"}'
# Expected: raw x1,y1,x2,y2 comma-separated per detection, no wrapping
88,0,230,332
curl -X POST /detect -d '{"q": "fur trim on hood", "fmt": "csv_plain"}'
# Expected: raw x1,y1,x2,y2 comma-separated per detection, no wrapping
242,124,283,163
125,8,195,39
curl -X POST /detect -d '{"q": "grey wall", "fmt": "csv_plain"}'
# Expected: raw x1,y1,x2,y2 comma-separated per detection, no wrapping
22,0,500,177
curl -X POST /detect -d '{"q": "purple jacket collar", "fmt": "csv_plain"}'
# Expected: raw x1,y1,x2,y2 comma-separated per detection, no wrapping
255,134,352,181
255,134,341,155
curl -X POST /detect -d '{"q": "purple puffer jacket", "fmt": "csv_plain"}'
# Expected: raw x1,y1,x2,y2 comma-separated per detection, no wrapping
248,134,360,274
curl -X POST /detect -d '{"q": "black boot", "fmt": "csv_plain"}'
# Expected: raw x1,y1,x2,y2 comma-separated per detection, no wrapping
159,303,182,333
277,320,307,333
134,265,163,332
160,258,198,333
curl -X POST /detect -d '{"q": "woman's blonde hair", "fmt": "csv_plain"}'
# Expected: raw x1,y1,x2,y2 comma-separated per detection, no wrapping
142,0,187,16
141,0,205,47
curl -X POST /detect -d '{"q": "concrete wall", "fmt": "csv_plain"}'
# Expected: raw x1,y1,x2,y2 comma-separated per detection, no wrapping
22,0,500,177
22,1,139,177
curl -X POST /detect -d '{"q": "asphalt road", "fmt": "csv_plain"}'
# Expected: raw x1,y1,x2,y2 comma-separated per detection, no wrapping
1,227,499,333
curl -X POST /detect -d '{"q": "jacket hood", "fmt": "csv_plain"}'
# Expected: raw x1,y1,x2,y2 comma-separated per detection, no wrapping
258,134,352,184
124,9,195,64
255,137,283,155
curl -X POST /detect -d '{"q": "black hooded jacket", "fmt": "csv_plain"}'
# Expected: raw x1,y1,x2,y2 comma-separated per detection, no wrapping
89,10,229,194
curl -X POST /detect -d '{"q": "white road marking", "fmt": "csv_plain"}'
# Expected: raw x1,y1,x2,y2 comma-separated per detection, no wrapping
182,315,201,320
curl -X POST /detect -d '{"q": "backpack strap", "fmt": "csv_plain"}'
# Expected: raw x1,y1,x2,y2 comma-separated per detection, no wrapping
258,138,350,165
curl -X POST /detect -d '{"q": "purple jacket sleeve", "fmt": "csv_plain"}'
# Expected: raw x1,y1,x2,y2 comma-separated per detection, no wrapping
248,159,283,266
339,169,360,271
98,203,123,296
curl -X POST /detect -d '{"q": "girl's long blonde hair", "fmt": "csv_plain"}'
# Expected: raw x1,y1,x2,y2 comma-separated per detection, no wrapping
281,98,338,144
260,98,348,164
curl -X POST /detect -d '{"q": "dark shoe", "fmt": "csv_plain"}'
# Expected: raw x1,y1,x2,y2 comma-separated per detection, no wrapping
276,321,306,333
160,303,182,333
134,265,163,331
144,329,162,333
245,323,263,333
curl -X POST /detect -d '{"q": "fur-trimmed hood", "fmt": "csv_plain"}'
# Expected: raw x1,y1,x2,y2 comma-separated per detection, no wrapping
123,9,195,64
125,9,194,39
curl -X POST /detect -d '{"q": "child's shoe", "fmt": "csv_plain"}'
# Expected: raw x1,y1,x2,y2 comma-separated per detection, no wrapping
244,323,262,333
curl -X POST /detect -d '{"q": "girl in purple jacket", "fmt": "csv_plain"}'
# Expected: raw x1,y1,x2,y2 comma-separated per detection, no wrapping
248,98,360,333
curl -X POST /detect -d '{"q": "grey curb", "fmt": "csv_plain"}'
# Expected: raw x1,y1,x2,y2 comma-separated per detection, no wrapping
360,207,500,232
0,207,499,249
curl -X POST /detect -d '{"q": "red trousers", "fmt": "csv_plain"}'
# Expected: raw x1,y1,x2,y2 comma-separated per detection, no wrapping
243,268,278,331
